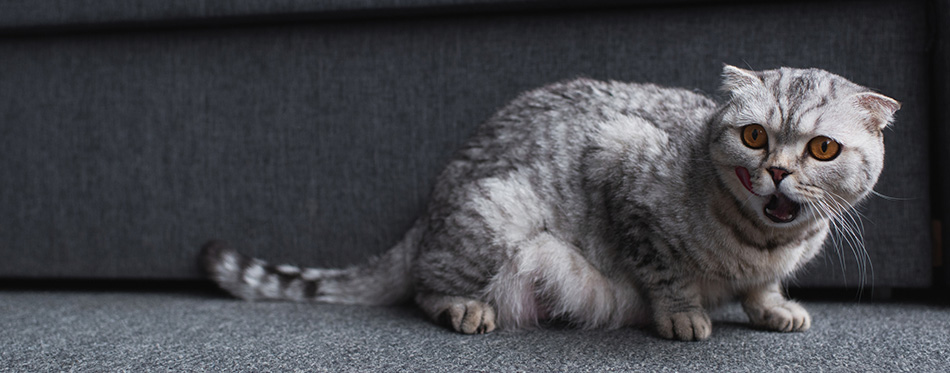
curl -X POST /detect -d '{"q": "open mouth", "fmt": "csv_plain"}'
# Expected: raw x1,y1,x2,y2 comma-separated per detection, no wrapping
764,192,801,223
735,167,801,224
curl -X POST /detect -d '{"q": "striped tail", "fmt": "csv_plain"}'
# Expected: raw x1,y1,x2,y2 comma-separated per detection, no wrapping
199,221,422,306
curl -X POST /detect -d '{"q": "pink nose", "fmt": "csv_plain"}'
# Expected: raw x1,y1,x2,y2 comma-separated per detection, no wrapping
767,167,790,185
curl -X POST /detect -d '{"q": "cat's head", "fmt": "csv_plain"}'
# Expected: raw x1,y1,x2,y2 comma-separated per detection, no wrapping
707,65,900,228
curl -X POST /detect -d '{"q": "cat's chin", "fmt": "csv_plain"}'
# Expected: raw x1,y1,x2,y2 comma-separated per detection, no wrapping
763,192,801,224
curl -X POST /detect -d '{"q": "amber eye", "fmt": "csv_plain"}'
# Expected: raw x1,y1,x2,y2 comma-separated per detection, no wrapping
740,124,768,149
808,136,842,161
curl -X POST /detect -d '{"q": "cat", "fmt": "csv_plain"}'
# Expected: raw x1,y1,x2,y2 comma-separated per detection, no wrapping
200,65,899,341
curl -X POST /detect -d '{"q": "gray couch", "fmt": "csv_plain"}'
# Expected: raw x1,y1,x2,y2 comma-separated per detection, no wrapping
2,0,948,370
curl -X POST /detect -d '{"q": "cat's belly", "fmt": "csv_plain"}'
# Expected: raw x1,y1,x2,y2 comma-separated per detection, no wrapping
483,232,649,329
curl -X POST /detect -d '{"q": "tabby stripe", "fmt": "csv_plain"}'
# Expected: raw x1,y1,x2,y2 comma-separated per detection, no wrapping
264,265,299,291
650,278,676,290
634,251,657,269
827,78,840,100
858,149,875,183
787,101,823,137
303,279,320,298
237,254,254,282
429,258,486,292
665,298,701,313
711,199,762,249
784,77,807,126
711,175,767,249
773,80,787,127
714,172,827,250
767,107,777,124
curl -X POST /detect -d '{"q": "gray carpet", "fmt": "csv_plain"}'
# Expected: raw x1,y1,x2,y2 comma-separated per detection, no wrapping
2,290,948,372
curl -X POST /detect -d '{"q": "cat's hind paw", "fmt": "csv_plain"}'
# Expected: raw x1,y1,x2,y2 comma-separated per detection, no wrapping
417,294,497,335
438,299,497,334
654,310,712,341
747,301,811,332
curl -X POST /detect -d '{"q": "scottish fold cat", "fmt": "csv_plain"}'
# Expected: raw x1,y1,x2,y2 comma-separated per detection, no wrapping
201,65,899,340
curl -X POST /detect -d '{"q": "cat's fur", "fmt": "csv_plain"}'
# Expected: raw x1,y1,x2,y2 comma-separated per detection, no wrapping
201,65,899,341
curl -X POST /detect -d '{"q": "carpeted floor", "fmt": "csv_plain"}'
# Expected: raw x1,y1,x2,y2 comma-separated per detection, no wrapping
2,288,948,372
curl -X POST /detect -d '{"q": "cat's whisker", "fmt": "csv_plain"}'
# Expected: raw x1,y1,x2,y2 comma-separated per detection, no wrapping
821,193,873,292
828,190,871,224
825,201,860,278
870,190,912,201
826,193,868,249
812,199,849,281
822,199,854,283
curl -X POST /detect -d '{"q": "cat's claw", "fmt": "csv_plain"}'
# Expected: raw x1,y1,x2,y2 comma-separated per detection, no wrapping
438,300,497,334
746,301,811,332
655,310,712,341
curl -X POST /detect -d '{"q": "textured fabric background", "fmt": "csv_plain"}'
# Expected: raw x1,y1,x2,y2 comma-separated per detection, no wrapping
935,0,950,287
0,0,933,286
0,0,708,30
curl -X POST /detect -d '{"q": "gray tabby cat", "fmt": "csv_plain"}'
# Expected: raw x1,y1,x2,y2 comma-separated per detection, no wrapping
201,65,900,341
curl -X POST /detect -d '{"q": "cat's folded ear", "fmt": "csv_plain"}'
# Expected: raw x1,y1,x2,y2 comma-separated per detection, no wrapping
852,92,901,130
720,64,763,94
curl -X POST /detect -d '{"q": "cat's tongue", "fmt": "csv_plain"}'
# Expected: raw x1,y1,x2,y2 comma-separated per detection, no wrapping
764,193,800,223
735,167,756,195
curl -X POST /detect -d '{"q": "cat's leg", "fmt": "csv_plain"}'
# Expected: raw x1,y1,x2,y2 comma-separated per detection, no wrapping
411,174,548,334
415,293,497,334
645,281,712,341
741,282,811,332
634,241,711,341
411,208,503,334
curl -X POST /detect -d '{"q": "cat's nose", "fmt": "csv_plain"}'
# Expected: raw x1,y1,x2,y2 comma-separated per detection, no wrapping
767,167,791,186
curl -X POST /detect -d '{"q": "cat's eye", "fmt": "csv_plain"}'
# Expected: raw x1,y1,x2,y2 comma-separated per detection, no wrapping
808,136,842,161
740,124,768,149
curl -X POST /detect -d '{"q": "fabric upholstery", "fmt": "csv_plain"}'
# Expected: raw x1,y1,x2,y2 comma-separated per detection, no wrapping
0,0,709,30
0,0,933,286
934,0,950,286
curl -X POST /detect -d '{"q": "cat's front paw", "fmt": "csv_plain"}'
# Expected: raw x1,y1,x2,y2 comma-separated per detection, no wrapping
746,301,811,332
654,310,712,341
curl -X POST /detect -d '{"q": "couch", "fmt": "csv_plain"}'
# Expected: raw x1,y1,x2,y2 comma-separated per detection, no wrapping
2,0,947,370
